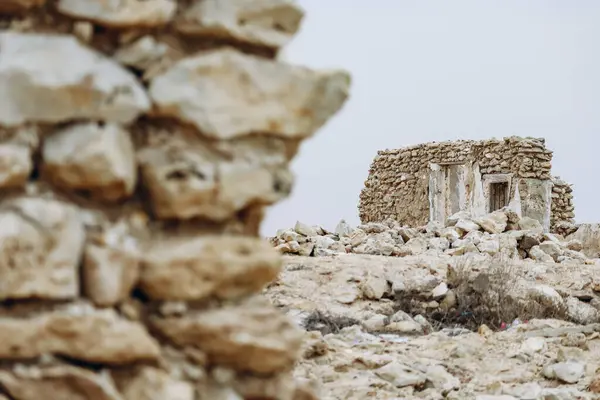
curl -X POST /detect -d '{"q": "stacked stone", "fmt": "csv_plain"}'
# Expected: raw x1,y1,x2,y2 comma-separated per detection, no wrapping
359,137,553,226
0,1,350,399
551,177,576,234
512,137,553,180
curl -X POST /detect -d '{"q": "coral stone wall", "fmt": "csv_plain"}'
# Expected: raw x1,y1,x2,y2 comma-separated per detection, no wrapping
359,137,553,227
551,177,576,232
0,1,350,399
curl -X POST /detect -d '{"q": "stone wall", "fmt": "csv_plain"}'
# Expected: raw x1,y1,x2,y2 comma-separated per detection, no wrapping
359,137,553,227
551,177,575,227
0,1,349,399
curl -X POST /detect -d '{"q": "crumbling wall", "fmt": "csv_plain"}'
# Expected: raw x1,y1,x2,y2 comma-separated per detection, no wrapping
0,1,349,399
359,137,552,226
551,177,576,234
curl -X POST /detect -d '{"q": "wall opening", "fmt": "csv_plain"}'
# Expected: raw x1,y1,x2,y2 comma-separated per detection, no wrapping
489,181,508,212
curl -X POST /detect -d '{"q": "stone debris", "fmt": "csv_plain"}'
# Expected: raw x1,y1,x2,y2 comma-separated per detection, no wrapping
0,1,350,399
271,207,591,265
265,251,600,399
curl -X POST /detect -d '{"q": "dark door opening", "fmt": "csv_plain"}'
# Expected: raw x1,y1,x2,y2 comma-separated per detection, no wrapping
489,181,509,212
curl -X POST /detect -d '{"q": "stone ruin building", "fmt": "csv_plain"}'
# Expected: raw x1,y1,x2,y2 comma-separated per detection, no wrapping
360,137,575,234
0,1,349,399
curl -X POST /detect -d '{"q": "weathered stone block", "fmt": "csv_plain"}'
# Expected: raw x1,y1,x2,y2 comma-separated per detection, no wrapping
0,197,84,300
176,0,304,49
57,0,177,27
0,306,161,364
0,365,122,400
149,48,350,140
139,236,280,301
138,134,293,220
0,33,150,126
43,122,137,202
151,297,303,374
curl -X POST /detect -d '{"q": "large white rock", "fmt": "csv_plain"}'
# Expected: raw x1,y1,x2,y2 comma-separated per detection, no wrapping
57,0,177,27
149,48,350,140
0,197,85,300
138,133,293,221
0,32,150,127
43,122,137,202
176,0,304,49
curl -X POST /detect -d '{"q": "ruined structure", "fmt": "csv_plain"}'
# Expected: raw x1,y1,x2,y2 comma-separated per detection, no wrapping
0,1,349,399
360,137,574,232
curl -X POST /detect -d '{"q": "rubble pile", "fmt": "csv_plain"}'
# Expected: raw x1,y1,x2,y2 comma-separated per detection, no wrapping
266,251,600,399
271,208,591,265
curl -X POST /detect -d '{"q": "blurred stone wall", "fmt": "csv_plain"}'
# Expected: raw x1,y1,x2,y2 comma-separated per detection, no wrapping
0,1,350,399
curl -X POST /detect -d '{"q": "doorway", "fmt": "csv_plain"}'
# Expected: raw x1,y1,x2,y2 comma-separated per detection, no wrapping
489,181,509,212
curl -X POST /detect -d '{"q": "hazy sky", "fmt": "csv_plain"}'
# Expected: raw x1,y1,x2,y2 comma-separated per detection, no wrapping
262,0,600,235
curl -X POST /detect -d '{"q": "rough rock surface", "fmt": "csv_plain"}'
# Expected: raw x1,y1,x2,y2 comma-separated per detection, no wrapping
264,252,600,399
0,1,350,398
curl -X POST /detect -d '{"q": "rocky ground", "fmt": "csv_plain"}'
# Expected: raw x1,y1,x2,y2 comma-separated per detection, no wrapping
263,219,600,399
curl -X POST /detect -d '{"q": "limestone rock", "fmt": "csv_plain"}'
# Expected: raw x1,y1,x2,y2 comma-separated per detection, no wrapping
476,210,508,234
118,367,195,400
528,245,554,263
335,219,354,237
177,0,304,49
151,297,303,374
543,361,585,384
139,236,281,301
57,0,177,27
43,122,137,202
538,241,563,262
518,216,543,232
456,218,480,234
138,134,293,221
0,365,122,400
83,228,140,307
360,275,389,300
375,362,427,388
0,33,150,126
149,48,350,140
0,142,33,188
0,306,161,364
114,35,169,71
295,221,318,237
0,197,85,300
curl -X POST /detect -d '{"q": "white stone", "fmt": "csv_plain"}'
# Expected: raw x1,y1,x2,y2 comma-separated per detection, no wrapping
114,35,169,70
295,221,318,237
57,0,176,27
149,48,350,140
543,361,585,384
0,143,32,188
43,122,137,202
476,210,508,234
0,33,150,126
0,197,85,300
455,218,480,233
335,219,354,237
375,362,426,388
176,0,304,49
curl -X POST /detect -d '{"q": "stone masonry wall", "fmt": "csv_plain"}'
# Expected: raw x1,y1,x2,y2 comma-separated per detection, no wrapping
551,176,576,232
359,137,552,227
0,1,349,399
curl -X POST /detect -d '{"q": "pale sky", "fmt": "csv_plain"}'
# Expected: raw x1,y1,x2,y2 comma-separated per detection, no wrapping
262,0,600,235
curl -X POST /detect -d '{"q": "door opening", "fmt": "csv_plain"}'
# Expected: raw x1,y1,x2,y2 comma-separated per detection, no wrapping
489,181,508,212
